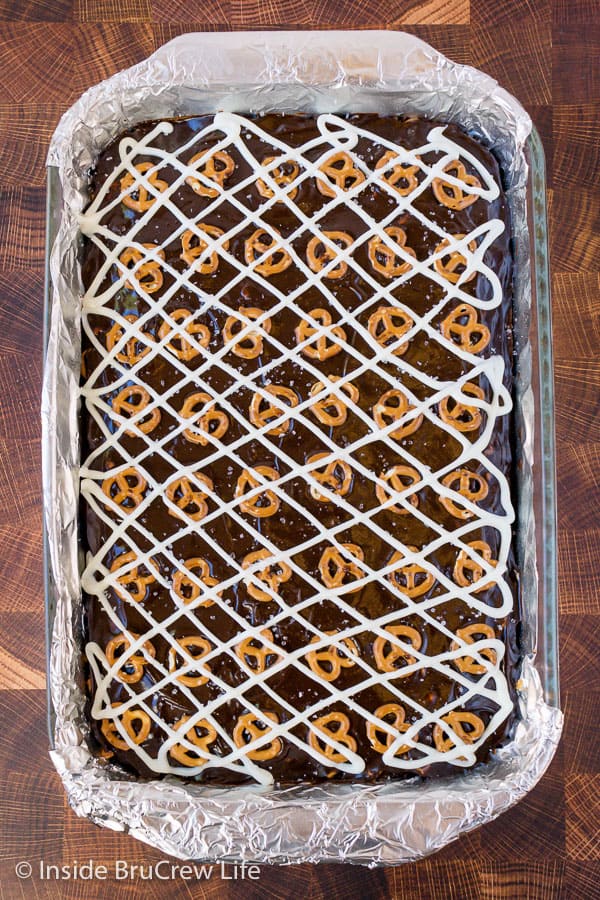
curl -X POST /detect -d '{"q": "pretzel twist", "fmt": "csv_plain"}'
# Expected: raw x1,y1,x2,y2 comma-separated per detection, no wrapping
368,227,416,278
181,225,229,275
185,150,235,197
432,160,481,210
438,382,485,433
112,384,161,436
373,625,423,673
453,540,497,593
233,711,283,761
256,155,300,201
373,388,423,441
441,302,490,354
387,547,435,598
235,628,280,674
439,468,489,520
223,307,272,359
295,308,347,361
180,391,229,445
158,307,210,361
120,162,168,212
106,314,155,366
375,151,420,197
170,715,218,766
319,543,364,593
434,235,477,284
242,549,292,602
105,632,156,684
305,630,359,682
168,636,212,687
316,151,365,198
433,711,485,755
102,467,147,513
249,385,299,436
375,465,420,515
366,702,412,755
235,466,280,517
309,377,359,426
110,550,158,603
308,712,357,763
451,623,498,674
244,228,292,276
119,243,165,294
172,557,221,608
166,473,213,522
367,306,414,356
306,453,353,501
101,704,151,750
306,231,353,280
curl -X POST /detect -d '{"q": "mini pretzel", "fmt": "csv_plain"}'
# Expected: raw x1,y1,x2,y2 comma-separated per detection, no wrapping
306,231,353,280
441,303,490,354
451,623,497,674
373,624,423,673
309,377,359,426
119,244,165,294
249,385,299,436
319,543,364,593
173,557,220,608
186,150,235,197
166,472,213,522
168,636,212,687
244,228,292,276
315,151,365,198
158,308,210,361
305,630,359,682
439,468,489,519
112,384,161,436
256,155,300,201
180,225,229,275
242,549,292,602
235,628,280,674
453,540,497,593
120,162,168,212
233,711,282,761
373,389,423,441
368,306,414,356
235,466,280,517
433,711,485,754
180,392,229,445
432,160,481,210
102,467,147,513
295,308,346,361
307,453,353,501
106,314,155,366
170,716,217,766
308,712,357,763
110,551,157,602
368,227,416,278
433,235,477,284
375,151,420,197
376,465,420,515
223,307,272,359
105,632,156,684
366,702,411,755
387,547,435,598
101,705,151,751
439,382,485,433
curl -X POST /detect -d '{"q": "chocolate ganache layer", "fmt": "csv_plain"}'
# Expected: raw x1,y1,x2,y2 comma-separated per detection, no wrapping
79,113,520,785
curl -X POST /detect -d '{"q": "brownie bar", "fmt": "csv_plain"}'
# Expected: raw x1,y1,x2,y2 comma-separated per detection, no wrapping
79,113,520,785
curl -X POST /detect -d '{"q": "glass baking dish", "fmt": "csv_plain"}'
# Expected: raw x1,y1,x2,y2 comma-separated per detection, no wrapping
41,31,561,863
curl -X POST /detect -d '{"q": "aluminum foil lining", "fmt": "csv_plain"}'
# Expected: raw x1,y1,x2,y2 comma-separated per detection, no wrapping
43,30,562,865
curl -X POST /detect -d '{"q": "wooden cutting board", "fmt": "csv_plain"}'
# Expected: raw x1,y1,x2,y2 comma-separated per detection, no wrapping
0,0,598,897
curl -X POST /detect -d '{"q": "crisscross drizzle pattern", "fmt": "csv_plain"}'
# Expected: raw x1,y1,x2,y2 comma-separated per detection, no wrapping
80,113,515,785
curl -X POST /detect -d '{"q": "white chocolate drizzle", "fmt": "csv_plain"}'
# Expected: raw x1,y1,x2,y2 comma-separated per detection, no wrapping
80,113,515,784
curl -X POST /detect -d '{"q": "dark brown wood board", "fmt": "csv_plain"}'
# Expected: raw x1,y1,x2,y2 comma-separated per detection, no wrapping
0,1,598,897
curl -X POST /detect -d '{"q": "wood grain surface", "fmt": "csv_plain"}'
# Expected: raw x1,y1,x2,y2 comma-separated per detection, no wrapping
0,1,598,897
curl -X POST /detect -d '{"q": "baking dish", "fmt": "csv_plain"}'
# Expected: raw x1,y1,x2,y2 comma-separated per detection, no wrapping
42,31,561,864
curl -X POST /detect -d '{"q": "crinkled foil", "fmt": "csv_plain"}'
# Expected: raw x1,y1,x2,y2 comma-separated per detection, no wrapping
42,31,563,865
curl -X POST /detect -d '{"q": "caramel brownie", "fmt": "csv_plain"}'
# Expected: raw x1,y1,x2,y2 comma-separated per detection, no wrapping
79,113,519,785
